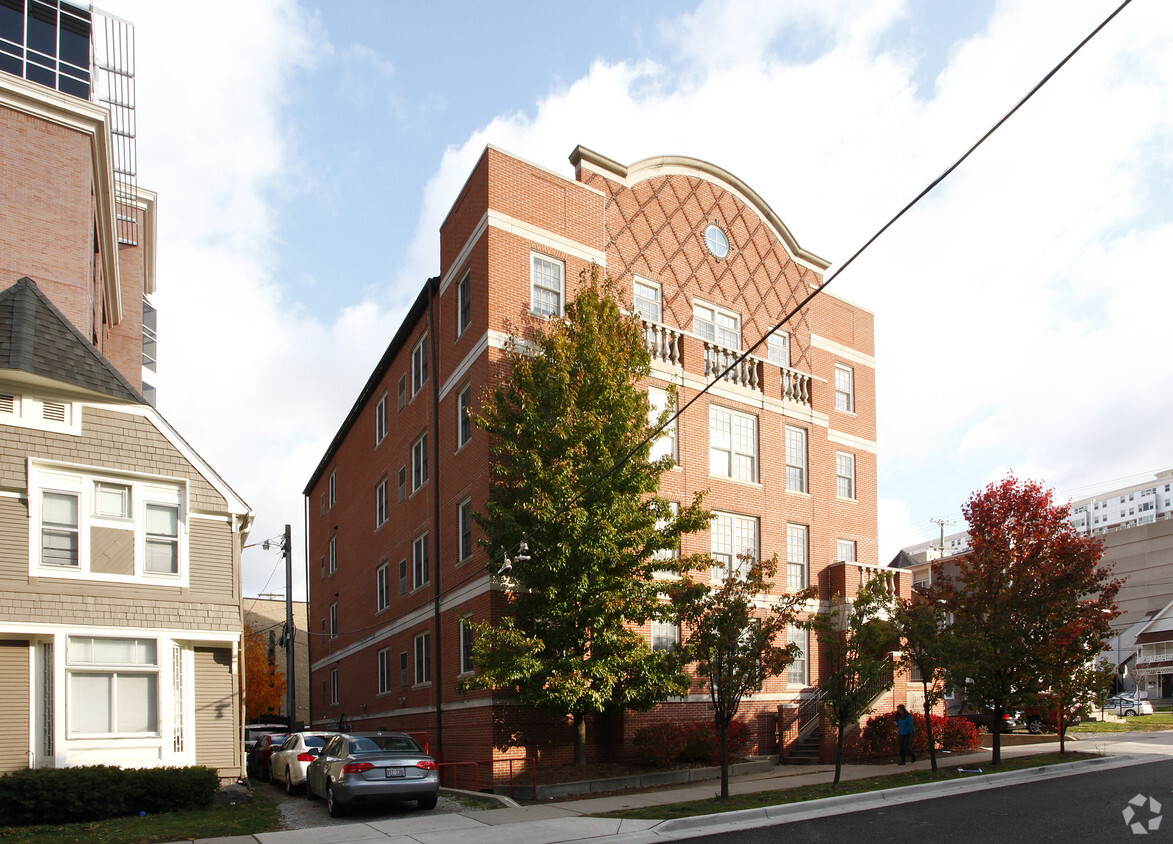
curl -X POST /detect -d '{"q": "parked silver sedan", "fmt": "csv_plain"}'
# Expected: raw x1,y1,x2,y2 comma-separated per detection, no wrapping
270,731,334,794
1102,694,1155,717
306,732,439,817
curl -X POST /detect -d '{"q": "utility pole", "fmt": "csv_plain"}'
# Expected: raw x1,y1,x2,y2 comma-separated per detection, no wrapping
930,518,956,559
262,524,296,729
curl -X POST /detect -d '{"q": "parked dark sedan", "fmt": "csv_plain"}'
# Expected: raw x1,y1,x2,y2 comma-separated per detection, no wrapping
246,732,289,782
306,731,439,817
948,701,1021,734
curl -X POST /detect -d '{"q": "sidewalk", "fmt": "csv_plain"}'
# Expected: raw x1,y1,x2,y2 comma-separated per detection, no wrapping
184,736,1172,844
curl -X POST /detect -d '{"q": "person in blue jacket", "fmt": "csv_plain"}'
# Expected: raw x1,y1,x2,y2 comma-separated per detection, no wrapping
897,704,916,764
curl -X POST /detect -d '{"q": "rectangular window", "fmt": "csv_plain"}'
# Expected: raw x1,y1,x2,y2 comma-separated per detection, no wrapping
94,482,130,519
834,363,855,412
785,426,807,493
711,511,758,580
67,637,159,736
648,387,677,464
399,559,408,595
459,499,473,561
412,433,428,491
693,300,740,349
457,385,472,448
42,490,79,567
767,332,790,367
709,407,757,481
398,374,406,411
375,479,389,527
787,524,808,590
458,271,472,336
531,254,564,317
414,632,431,685
836,452,856,499
398,466,406,502
400,651,409,687
329,536,337,574
459,618,475,675
651,620,679,652
634,277,662,323
787,627,808,685
330,602,338,638
652,501,681,566
377,648,391,695
375,394,388,444
376,562,390,612
413,533,429,589
330,668,339,704
837,539,857,563
412,334,429,396
328,471,336,508
144,503,179,574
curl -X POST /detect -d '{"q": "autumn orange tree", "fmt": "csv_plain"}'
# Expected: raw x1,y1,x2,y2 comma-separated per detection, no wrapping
931,476,1120,764
244,623,287,722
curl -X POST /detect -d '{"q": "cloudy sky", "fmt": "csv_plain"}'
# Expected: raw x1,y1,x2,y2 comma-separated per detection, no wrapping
111,0,1172,599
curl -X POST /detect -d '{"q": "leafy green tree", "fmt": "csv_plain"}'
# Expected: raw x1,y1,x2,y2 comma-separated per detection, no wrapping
809,574,899,785
672,554,814,799
933,475,1120,764
457,266,709,765
894,595,951,772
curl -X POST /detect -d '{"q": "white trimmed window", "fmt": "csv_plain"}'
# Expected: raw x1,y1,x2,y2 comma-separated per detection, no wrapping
375,393,388,444
836,452,856,499
459,618,475,675
330,602,338,638
376,562,390,612
412,433,428,492
787,524,808,590
648,387,677,464
400,651,409,687
834,363,855,412
710,406,757,481
328,536,337,574
328,471,336,508
330,668,339,704
414,632,431,685
634,277,662,323
459,499,473,561
531,254,564,317
837,539,857,563
67,636,158,736
377,648,391,694
144,503,179,575
398,375,406,411
412,334,429,396
768,333,790,367
785,426,807,493
457,384,472,449
711,511,758,581
651,620,679,652
398,467,406,502
652,501,680,568
458,270,472,336
376,479,389,527
693,300,740,349
413,533,429,590
787,627,808,685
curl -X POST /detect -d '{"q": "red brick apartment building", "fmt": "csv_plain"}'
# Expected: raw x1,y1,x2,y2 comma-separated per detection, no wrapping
304,145,912,768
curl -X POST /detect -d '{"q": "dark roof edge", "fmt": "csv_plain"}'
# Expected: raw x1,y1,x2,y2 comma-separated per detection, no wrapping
303,278,438,495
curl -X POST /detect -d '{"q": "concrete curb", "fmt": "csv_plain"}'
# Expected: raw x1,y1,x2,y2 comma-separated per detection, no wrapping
441,786,521,808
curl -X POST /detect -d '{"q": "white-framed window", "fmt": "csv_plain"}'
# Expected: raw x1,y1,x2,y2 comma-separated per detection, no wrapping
651,620,679,652
834,363,855,412
459,617,475,675
785,426,807,493
400,651,409,687
376,562,390,612
377,647,391,695
652,501,680,567
399,559,408,595
787,524,808,590
767,332,790,367
459,499,473,561
413,533,429,590
376,479,389,528
30,464,188,584
837,539,857,563
648,387,677,464
398,374,406,411
330,668,339,704
710,406,757,482
457,384,472,449
412,433,428,492
398,466,406,502
836,452,856,499
634,277,662,323
787,626,808,685
328,470,336,508
412,334,429,396
531,254,564,317
693,300,740,349
330,602,338,638
67,636,159,737
414,632,431,685
458,270,472,336
328,536,337,574
711,511,758,580
375,393,388,445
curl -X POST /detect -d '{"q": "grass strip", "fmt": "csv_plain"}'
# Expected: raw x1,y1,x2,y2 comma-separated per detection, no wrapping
595,751,1101,821
1069,714,1173,733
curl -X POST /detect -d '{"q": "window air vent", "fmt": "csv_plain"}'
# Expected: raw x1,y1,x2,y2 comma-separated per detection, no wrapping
42,402,68,423
0,394,14,414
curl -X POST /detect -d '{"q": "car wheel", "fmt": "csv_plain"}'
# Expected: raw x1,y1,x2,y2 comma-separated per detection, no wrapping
285,767,296,795
1125,709,1136,717
418,794,438,810
978,723,991,734
1027,718,1042,735
326,781,346,818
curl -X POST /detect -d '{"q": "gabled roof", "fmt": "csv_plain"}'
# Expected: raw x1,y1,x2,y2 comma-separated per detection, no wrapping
0,277,142,402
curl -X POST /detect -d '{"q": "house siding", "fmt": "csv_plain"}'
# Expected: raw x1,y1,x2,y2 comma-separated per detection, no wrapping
194,646,238,778
0,640,30,771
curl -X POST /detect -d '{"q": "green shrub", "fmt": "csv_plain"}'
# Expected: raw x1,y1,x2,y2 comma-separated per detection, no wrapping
0,764,220,825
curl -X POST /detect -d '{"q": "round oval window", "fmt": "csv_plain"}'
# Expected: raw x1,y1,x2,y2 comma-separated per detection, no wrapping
705,224,729,259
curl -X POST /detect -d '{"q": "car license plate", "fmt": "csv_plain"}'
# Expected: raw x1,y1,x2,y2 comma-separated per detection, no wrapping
385,767,404,778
